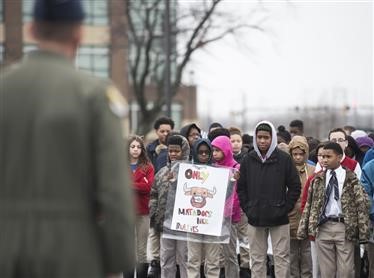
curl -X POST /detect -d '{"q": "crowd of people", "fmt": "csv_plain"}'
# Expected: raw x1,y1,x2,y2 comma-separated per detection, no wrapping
129,116,374,278
1,1,373,278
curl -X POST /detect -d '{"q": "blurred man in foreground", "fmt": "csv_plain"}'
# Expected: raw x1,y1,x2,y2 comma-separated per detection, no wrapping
0,0,134,277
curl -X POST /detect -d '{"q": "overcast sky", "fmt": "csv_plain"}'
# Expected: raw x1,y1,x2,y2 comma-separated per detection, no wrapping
187,0,373,123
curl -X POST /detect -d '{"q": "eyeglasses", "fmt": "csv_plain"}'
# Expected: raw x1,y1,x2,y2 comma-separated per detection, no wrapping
198,150,210,155
330,138,346,143
188,133,200,138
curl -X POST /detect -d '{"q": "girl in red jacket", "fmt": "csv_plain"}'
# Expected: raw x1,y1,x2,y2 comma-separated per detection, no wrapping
128,135,155,278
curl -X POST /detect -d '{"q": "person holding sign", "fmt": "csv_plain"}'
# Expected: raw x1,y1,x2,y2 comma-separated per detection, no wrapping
149,135,190,278
211,136,241,278
237,121,301,278
187,138,222,278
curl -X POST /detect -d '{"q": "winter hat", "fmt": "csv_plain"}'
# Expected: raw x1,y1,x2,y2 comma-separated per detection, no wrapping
355,136,374,148
351,130,367,140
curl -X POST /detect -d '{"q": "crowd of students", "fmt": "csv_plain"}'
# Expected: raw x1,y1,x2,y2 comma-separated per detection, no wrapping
128,116,374,278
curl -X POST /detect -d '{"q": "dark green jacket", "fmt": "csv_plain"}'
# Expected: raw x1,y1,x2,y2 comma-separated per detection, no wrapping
0,50,135,277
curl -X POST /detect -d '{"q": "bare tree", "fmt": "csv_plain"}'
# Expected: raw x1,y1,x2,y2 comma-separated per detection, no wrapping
126,0,268,135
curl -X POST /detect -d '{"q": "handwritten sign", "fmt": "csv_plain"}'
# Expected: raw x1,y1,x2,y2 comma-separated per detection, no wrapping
170,163,230,236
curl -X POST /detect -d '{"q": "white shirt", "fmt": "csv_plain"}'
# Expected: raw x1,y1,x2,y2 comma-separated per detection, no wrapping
314,153,361,179
325,166,346,217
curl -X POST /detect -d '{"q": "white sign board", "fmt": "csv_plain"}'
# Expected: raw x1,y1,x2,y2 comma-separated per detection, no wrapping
170,163,230,236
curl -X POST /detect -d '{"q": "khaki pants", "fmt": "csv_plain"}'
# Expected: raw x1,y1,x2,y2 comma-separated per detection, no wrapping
248,223,290,278
315,221,354,278
237,210,251,268
160,236,188,278
148,228,160,261
221,224,240,278
310,241,321,278
368,242,374,278
135,215,149,263
290,238,312,278
187,239,221,278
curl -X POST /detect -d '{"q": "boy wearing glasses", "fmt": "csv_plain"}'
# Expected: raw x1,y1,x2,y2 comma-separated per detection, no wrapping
180,123,202,161
328,128,362,178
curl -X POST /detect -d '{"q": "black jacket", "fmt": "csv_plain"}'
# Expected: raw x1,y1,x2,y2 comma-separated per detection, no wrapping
146,139,168,173
237,148,301,227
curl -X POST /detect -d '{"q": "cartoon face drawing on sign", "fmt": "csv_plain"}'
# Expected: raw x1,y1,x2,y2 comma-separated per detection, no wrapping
183,183,217,208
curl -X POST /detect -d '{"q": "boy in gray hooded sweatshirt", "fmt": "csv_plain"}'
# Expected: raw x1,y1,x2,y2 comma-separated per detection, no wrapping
237,120,301,278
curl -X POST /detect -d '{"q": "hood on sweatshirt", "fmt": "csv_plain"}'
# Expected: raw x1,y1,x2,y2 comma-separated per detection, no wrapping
167,134,190,163
253,120,278,163
288,135,309,163
180,123,201,140
211,135,238,168
192,138,213,164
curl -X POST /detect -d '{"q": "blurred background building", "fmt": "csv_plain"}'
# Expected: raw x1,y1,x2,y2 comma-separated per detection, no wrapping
0,0,197,134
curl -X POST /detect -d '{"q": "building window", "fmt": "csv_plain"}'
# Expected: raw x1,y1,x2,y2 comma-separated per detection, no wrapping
129,101,182,133
76,46,109,78
0,0,3,23
82,1,108,26
22,0,33,23
22,1,108,25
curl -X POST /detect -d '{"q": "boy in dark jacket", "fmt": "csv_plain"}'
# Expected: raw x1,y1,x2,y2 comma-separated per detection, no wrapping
149,135,190,278
237,120,301,278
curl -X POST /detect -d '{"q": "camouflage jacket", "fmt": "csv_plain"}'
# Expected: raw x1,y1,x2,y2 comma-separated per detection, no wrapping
149,135,190,233
297,168,370,242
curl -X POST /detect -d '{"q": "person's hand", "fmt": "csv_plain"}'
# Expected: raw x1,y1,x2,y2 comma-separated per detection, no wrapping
233,170,240,180
155,144,167,155
167,171,176,182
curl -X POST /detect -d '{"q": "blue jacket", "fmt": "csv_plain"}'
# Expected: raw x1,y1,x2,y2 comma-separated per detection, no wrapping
361,159,374,221
363,147,374,167
146,139,168,173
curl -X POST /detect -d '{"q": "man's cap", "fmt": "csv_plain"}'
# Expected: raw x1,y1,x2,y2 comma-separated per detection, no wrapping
33,0,85,22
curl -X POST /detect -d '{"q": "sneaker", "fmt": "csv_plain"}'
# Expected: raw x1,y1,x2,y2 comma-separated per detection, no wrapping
147,260,160,278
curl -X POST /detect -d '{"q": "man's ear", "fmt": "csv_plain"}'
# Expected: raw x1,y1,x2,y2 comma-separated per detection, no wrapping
72,25,83,46
29,22,38,41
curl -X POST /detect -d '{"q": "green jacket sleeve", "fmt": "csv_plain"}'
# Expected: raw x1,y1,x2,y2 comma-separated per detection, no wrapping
91,85,135,273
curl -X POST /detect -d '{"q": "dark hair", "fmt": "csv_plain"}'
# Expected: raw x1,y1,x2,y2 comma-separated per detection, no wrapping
289,119,304,131
33,22,81,43
343,125,356,134
229,127,242,136
208,127,230,142
153,116,175,130
277,125,291,144
242,134,253,145
309,141,327,163
167,134,183,146
345,135,361,158
307,136,320,152
128,135,151,169
208,122,223,132
328,128,347,140
324,142,343,155
256,123,272,134
368,133,374,142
